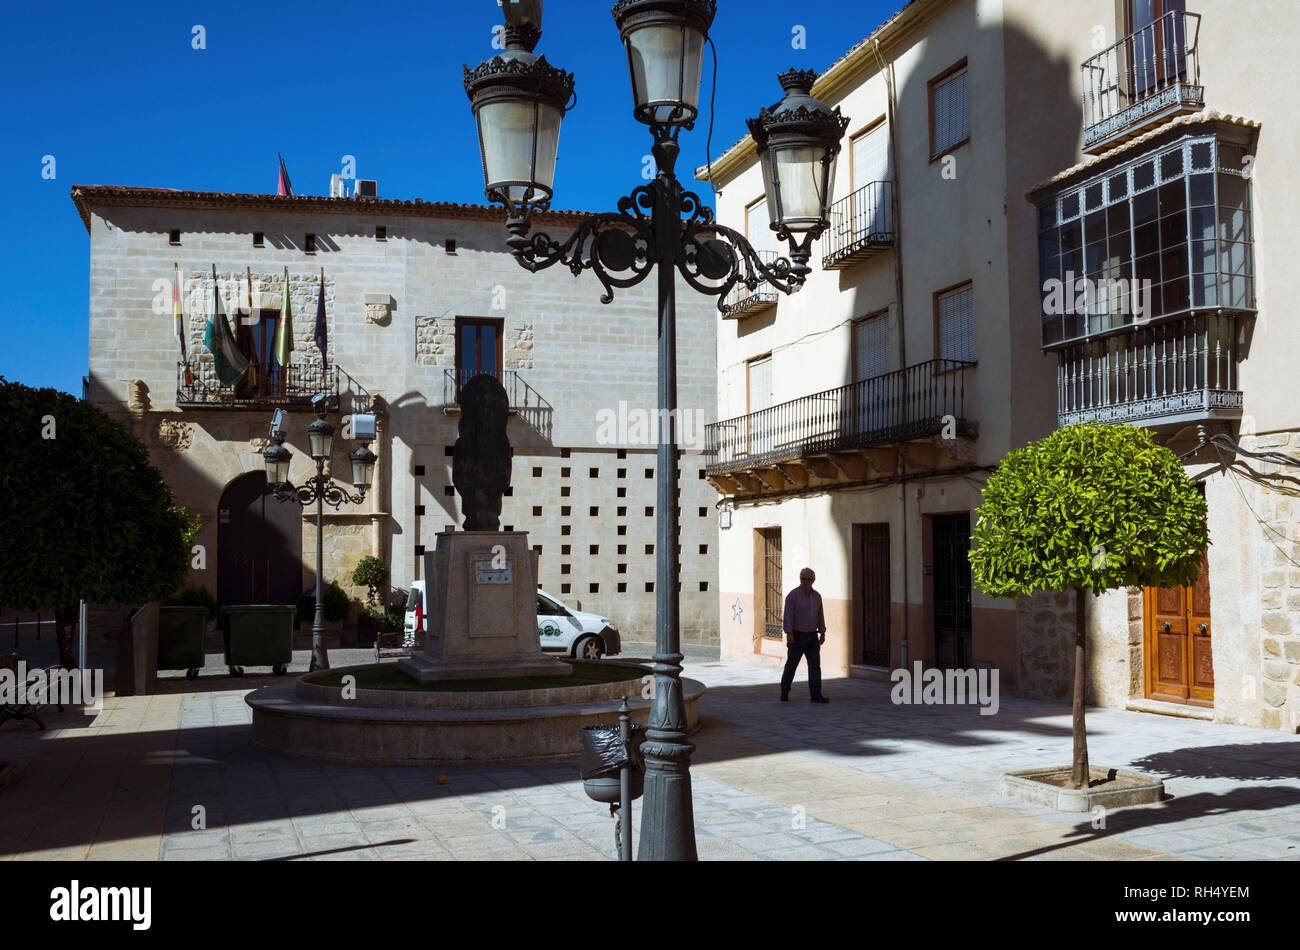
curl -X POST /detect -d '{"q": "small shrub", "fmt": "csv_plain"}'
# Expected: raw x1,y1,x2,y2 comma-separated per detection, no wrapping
297,580,350,625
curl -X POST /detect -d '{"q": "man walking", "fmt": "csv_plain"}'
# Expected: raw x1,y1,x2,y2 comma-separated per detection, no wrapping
781,567,829,703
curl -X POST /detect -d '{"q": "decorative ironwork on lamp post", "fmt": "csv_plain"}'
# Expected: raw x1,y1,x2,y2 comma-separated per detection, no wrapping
464,0,847,861
263,397,377,672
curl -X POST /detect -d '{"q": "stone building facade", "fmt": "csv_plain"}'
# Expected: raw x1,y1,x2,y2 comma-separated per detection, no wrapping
700,0,1300,732
73,185,719,645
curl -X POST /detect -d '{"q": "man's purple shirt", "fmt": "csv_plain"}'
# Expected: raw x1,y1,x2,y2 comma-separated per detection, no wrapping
783,586,826,635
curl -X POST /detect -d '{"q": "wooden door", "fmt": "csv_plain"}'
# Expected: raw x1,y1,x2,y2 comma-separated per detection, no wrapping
857,523,890,666
1126,0,1188,102
1144,552,1213,706
217,472,302,607
932,513,972,669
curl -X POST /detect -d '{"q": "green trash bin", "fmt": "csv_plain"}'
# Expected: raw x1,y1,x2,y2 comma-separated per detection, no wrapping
218,605,295,677
157,606,208,680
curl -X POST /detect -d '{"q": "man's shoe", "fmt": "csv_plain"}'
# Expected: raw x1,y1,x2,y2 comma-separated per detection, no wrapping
780,693,789,702
811,696,830,703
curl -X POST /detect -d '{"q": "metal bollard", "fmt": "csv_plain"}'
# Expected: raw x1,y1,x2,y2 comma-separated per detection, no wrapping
618,696,632,861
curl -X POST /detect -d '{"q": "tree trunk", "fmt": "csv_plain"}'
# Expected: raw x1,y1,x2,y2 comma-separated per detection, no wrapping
54,605,76,670
1069,587,1090,790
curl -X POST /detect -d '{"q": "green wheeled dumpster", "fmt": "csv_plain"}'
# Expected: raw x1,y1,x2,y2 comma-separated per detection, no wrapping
157,606,208,680
218,605,294,677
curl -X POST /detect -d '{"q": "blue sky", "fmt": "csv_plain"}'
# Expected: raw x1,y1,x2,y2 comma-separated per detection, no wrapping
0,0,898,396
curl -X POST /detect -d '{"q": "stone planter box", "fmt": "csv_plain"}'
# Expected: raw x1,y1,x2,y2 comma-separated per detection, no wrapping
1000,766,1165,812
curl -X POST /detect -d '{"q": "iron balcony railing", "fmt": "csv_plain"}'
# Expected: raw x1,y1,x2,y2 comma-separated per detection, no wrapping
439,369,553,440
1082,10,1203,151
176,359,369,412
823,181,894,270
1057,312,1241,427
722,249,779,319
705,359,974,475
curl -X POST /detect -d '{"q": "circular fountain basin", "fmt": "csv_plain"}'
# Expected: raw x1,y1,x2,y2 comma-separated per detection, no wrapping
245,660,706,765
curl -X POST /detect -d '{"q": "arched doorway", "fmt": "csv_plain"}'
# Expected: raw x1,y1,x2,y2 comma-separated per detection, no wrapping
217,471,302,606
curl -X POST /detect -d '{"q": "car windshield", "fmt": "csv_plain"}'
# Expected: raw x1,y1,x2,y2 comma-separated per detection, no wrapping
405,588,422,611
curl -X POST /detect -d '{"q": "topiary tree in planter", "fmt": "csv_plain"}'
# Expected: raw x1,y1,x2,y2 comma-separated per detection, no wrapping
969,423,1207,790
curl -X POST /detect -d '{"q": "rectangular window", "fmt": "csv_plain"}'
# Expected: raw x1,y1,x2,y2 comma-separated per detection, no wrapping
745,196,777,257
745,353,774,458
759,527,783,640
936,284,975,364
305,233,316,254
930,61,969,158
375,226,387,241
455,317,503,391
853,312,890,381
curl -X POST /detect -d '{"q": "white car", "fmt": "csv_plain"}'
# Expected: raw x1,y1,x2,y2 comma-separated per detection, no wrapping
403,582,621,659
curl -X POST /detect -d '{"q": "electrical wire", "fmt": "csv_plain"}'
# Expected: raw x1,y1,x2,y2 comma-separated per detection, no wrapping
1214,443,1300,568
703,36,721,196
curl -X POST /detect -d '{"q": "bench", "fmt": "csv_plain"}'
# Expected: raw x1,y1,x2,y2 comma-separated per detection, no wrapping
0,653,65,731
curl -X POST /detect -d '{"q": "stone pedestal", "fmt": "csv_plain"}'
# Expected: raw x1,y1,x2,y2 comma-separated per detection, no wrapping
399,531,572,682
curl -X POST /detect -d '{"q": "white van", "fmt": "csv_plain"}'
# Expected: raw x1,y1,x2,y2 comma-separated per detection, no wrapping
403,582,622,659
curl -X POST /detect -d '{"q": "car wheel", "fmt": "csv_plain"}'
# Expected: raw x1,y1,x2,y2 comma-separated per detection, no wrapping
575,635,605,660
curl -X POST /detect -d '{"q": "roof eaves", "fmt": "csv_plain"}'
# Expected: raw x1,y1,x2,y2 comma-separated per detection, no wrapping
1024,110,1262,201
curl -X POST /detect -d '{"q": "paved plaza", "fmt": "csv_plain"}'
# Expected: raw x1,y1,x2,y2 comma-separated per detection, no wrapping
1,646,1298,861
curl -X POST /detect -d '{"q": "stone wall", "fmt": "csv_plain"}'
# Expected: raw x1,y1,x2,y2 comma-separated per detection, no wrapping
1016,587,1141,707
1235,431,1300,732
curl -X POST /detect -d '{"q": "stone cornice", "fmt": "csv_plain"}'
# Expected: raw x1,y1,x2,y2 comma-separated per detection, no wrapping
70,185,597,234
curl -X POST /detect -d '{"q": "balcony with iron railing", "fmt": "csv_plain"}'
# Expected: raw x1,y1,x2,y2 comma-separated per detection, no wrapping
176,360,371,415
721,249,779,319
822,181,894,271
1082,10,1203,153
1057,312,1241,428
437,368,553,441
704,359,975,493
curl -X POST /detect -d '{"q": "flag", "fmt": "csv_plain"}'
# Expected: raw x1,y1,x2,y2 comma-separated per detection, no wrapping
313,268,328,366
277,152,294,197
244,266,259,389
274,266,294,368
174,263,193,386
204,265,249,387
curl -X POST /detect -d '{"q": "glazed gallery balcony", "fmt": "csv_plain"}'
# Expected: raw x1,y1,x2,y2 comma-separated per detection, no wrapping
822,181,894,271
704,359,976,498
1082,10,1204,153
1037,131,1254,351
176,360,371,415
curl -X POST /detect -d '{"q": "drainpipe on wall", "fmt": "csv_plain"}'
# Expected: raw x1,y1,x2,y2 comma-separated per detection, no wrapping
875,36,910,670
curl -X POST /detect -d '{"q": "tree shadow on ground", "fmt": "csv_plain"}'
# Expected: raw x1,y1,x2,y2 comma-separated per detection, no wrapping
1128,743,1300,782
996,785,1300,860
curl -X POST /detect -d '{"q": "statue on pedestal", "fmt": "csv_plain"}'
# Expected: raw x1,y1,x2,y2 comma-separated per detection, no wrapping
452,374,512,531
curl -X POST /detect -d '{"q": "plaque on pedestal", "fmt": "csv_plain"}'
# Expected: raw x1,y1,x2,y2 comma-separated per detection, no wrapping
398,531,573,683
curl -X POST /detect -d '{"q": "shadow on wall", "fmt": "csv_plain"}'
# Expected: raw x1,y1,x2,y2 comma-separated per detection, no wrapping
811,10,1082,691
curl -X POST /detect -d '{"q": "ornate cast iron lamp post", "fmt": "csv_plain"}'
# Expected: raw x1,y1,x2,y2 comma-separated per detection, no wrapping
263,398,377,672
464,0,847,861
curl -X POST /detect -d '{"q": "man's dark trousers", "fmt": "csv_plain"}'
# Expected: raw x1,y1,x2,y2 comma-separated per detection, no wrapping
781,632,823,699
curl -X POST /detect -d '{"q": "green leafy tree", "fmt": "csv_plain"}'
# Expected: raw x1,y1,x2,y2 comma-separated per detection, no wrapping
969,423,1207,789
351,555,389,611
0,379,200,667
